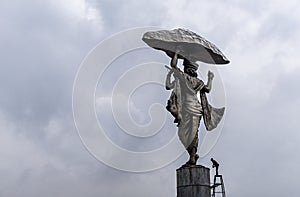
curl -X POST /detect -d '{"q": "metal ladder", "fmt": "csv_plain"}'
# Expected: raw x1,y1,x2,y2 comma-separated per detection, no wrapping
212,175,226,197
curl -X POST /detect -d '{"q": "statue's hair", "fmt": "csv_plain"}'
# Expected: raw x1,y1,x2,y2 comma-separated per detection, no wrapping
183,59,199,70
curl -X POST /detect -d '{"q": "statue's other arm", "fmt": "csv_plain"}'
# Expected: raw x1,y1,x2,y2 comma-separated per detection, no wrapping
203,71,214,93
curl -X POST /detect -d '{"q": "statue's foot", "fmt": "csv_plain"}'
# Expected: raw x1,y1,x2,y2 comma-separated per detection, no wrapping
195,154,199,163
191,154,199,165
183,154,199,166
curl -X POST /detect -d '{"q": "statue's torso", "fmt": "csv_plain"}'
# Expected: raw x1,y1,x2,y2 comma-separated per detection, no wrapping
179,73,204,116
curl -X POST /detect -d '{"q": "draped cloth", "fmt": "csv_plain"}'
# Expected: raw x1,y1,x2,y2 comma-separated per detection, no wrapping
166,70,224,149
200,91,225,131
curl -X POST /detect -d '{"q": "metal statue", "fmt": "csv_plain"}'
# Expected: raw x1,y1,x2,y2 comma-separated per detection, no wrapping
143,28,228,166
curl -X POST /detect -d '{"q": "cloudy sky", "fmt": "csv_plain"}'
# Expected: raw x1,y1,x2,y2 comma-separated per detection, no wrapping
1,0,300,196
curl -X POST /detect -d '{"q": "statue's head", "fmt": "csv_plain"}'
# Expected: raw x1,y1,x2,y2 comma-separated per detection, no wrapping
183,59,198,77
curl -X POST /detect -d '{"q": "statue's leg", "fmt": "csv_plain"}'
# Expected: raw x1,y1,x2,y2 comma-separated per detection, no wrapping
185,116,201,165
178,111,203,165
186,133,199,165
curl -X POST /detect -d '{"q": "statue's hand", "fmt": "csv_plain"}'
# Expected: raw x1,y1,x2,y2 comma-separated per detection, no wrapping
167,69,174,76
208,70,214,80
173,67,181,77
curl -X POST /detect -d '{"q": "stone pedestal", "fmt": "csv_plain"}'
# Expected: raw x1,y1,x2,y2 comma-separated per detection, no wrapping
177,165,211,197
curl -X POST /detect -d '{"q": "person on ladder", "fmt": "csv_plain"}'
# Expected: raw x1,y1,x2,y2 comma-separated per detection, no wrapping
211,158,219,175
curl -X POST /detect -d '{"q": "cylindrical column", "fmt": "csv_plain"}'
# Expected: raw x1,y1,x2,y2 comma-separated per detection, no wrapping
177,165,211,197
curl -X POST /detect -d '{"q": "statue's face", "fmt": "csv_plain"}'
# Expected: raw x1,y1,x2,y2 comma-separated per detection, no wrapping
184,67,197,77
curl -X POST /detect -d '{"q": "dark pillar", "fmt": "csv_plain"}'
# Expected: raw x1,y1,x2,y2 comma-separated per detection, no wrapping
177,165,211,197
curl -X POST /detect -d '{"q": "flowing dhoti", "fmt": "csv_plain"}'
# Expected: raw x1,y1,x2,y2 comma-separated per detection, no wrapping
178,107,202,151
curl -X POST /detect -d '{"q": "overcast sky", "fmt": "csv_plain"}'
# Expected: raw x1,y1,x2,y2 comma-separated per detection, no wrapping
1,0,300,196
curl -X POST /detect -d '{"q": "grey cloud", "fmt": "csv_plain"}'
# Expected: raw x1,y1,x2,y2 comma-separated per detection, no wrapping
89,0,166,34
1,0,300,196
